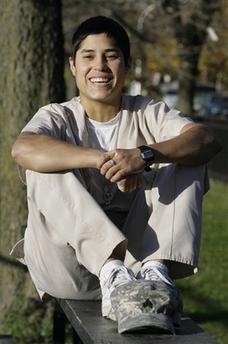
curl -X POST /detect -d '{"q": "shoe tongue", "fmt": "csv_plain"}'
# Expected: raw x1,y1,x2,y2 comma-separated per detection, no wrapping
145,268,161,281
146,267,174,286
99,260,124,279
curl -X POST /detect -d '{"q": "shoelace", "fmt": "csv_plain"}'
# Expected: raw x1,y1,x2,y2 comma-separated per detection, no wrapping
141,266,174,286
104,266,135,292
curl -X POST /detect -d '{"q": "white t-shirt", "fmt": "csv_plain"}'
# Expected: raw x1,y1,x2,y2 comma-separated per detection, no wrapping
85,112,122,150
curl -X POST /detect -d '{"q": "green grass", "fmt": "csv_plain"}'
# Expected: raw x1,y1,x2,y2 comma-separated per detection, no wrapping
176,179,228,344
0,285,53,344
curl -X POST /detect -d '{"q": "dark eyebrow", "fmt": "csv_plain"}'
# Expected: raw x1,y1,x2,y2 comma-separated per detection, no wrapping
80,49,94,54
104,48,120,54
80,48,120,54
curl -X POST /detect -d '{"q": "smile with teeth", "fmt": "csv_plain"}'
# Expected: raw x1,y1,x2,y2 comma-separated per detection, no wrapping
90,77,111,83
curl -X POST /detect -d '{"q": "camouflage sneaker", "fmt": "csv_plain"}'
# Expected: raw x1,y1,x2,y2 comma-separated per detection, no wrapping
110,280,183,334
100,264,136,320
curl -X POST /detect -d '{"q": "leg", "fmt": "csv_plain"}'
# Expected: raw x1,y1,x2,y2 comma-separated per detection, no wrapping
123,164,209,279
104,164,208,333
24,170,127,299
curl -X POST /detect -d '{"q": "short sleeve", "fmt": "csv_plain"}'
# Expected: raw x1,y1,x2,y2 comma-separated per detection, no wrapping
21,104,67,139
144,101,194,142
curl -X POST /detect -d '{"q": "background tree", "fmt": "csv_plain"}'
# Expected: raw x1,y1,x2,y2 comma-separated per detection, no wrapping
61,0,225,115
111,0,220,115
199,0,228,93
162,0,219,114
0,0,65,342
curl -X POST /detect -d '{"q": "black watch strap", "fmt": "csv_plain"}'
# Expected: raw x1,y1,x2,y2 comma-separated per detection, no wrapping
138,145,155,172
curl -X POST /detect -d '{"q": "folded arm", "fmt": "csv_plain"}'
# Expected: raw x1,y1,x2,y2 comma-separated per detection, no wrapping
148,122,222,166
100,123,222,190
11,132,110,172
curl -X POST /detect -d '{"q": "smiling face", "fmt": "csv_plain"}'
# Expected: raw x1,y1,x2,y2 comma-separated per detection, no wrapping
69,33,131,111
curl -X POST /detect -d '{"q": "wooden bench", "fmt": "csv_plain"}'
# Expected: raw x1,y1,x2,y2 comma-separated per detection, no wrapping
0,335,16,344
56,299,219,344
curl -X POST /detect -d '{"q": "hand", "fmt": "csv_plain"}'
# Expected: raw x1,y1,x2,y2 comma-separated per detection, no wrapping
116,173,143,193
99,148,145,187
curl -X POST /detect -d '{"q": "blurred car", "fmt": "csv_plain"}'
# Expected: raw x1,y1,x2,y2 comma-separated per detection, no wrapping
162,89,178,108
193,83,215,113
199,93,228,117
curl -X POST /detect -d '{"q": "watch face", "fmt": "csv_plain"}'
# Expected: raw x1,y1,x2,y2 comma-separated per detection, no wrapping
141,149,154,162
138,146,154,171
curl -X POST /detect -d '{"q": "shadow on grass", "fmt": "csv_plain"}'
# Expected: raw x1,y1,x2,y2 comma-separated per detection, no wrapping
187,310,228,325
178,284,228,331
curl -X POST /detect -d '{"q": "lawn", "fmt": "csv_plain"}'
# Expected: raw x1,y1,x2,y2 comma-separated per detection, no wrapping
176,179,228,344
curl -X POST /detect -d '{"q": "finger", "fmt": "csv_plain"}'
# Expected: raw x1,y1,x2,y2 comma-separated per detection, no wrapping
109,158,117,167
104,159,118,179
100,159,119,179
97,153,114,170
117,174,142,192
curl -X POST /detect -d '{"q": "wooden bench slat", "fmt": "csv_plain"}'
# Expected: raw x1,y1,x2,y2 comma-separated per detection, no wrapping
0,335,16,344
58,299,219,344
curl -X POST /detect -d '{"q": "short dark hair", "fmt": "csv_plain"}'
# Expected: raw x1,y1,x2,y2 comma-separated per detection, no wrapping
70,16,130,66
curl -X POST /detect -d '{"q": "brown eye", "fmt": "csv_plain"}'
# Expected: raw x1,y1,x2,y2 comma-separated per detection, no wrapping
106,55,118,60
83,55,93,59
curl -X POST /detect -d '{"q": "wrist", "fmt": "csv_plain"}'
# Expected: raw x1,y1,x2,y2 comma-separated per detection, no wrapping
138,145,155,172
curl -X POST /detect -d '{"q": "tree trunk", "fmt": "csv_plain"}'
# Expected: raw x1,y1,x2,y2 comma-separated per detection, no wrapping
176,34,203,116
162,0,218,115
0,0,65,340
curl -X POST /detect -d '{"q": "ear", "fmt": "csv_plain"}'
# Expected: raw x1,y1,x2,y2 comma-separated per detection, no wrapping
69,57,76,76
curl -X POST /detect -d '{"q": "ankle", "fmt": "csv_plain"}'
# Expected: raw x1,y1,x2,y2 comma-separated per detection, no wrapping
108,241,126,262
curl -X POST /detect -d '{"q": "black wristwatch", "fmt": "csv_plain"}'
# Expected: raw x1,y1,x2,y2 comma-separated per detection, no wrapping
138,145,155,172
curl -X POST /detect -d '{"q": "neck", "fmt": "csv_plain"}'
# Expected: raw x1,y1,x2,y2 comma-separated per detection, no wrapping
80,97,121,122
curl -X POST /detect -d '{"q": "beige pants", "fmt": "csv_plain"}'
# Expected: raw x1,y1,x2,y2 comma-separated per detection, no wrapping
22,164,209,300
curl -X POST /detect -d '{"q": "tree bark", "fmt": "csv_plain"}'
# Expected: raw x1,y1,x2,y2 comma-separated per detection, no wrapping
0,0,65,336
162,0,218,115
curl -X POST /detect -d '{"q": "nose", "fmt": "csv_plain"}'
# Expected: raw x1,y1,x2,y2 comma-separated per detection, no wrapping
94,55,108,71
